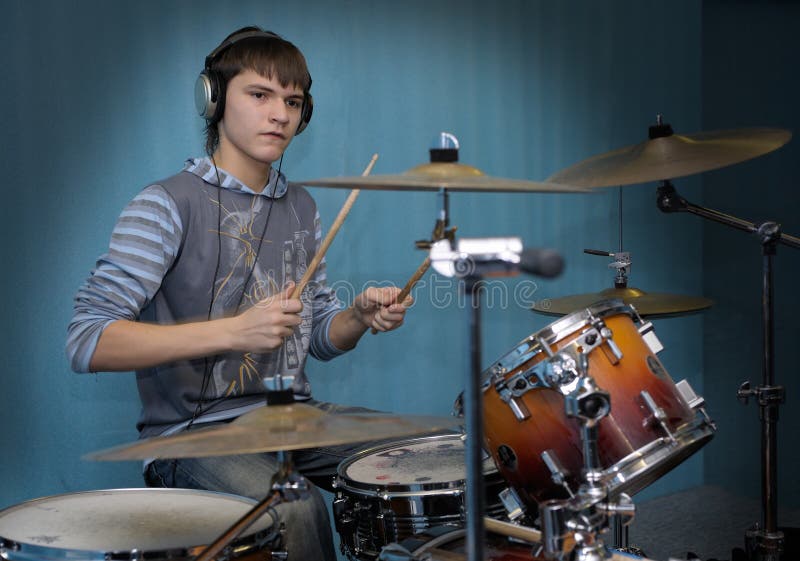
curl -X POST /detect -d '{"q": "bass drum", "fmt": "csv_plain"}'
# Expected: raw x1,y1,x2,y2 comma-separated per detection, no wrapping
0,488,281,561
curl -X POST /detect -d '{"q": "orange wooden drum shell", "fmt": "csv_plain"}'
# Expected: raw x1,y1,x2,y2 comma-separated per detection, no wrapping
483,312,694,505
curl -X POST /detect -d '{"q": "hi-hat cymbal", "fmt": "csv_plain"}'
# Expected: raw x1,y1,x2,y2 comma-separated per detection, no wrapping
547,127,792,187
86,403,461,461
296,162,592,193
532,287,713,318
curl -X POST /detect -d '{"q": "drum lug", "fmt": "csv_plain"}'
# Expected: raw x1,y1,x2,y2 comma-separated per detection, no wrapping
600,335,623,365
332,495,357,554
638,321,664,354
375,511,391,548
677,379,717,430
640,390,676,442
588,317,623,364
498,487,527,521
676,379,705,410
495,378,533,420
541,449,575,498
508,396,531,420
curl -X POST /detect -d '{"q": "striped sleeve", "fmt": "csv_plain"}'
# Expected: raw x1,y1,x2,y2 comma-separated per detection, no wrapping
66,185,183,372
308,209,346,361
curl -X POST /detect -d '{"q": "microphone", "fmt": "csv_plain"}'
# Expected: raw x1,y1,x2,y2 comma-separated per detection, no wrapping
430,238,564,279
519,247,564,278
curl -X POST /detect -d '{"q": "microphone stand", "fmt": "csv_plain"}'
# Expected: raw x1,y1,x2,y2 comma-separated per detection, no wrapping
657,180,800,561
429,232,564,561
463,274,487,561
421,188,486,561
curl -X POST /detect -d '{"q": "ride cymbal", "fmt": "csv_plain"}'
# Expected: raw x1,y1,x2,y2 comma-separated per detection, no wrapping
547,126,791,187
532,287,713,318
296,162,592,193
86,403,461,461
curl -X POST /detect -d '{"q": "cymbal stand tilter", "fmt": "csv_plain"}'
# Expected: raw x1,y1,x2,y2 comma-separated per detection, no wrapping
657,180,800,561
583,248,632,289
585,184,632,290
195,375,308,561
537,350,636,561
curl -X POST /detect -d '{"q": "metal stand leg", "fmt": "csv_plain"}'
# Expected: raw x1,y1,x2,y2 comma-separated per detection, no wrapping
611,515,629,550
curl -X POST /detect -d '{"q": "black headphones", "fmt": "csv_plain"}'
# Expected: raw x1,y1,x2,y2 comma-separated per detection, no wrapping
194,28,313,135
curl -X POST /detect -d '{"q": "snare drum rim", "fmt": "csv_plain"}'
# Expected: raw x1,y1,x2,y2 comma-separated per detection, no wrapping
335,434,497,497
481,299,636,386
0,488,274,561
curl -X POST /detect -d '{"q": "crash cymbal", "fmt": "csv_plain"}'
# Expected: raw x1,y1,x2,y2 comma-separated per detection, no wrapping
547,126,791,187
296,162,592,193
86,403,461,461
532,287,713,318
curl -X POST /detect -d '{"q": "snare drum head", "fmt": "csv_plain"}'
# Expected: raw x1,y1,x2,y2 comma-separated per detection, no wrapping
0,488,273,554
338,434,496,494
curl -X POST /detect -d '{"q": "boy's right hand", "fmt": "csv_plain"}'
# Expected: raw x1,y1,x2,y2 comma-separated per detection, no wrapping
228,283,303,353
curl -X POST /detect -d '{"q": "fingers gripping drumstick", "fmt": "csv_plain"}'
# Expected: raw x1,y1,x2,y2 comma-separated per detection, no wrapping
290,154,379,300
370,256,431,334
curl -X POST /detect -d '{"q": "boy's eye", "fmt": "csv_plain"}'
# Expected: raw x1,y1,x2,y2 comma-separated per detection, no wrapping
287,99,300,108
252,92,265,99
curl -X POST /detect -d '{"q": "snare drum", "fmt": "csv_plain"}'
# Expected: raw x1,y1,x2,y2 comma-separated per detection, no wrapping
333,434,509,561
0,488,281,561
477,300,715,506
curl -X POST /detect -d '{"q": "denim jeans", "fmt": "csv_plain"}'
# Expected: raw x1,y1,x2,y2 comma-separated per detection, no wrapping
144,400,380,561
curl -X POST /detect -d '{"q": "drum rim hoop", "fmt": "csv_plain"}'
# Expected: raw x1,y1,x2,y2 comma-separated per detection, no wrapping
481,299,636,383
335,434,498,495
0,488,274,560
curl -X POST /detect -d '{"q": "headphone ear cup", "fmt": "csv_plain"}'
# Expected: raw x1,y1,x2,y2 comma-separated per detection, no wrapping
296,93,313,135
194,69,223,121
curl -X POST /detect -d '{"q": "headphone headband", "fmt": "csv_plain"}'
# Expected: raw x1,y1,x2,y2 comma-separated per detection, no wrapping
203,29,282,70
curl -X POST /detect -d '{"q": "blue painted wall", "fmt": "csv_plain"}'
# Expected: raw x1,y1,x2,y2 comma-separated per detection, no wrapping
701,1,800,510
3,0,754,542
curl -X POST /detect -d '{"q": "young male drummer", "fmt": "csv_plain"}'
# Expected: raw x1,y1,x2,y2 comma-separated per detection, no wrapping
67,26,410,560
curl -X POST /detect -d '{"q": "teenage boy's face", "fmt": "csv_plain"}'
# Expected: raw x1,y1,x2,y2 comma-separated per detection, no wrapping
218,69,305,165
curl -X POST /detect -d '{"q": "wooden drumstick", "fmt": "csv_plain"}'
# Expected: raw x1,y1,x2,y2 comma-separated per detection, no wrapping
483,516,542,544
484,517,652,561
290,154,379,300
396,256,431,305
370,256,431,334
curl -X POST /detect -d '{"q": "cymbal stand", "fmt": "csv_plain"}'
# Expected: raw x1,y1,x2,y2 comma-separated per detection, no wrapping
657,180,800,561
538,350,636,561
195,379,309,561
194,450,308,561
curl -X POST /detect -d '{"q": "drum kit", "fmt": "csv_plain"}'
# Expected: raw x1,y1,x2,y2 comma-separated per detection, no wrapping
1,120,797,561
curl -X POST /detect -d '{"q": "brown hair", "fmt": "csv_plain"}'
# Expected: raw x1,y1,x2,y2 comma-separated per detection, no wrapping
204,27,311,154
